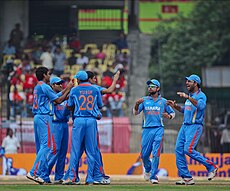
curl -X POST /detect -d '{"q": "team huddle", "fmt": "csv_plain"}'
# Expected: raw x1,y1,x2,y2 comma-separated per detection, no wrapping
26,67,119,185
26,66,218,185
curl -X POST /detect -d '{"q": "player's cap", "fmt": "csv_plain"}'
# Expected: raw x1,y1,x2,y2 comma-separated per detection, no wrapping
185,74,201,84
74,70,88,81
50,77,64,85
146,79,160,87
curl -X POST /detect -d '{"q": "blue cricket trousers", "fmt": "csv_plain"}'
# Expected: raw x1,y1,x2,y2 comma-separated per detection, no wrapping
141,127,164,180
29,114,52,178
41,121,69,181
65,117,98,183
175,124,217,178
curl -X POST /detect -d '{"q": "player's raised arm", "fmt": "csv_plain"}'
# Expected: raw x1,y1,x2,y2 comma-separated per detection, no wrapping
101,70,120,94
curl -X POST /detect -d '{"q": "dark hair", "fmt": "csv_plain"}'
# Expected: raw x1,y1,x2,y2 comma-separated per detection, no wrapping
6,128,13,136
86,71,95,79
35,67,49,81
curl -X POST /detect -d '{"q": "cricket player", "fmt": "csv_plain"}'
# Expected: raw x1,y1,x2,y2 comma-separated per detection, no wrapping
133,79,175,184
41,76,70,184
26,67,73,184
62,70,103,185
167,74,218,185
62,70,120,185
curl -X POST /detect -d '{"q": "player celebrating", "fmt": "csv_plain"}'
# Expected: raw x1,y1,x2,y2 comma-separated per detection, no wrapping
41,76,70,184
167,74,218,185
26,67,73,184
62,71,103,185
133,79,175,184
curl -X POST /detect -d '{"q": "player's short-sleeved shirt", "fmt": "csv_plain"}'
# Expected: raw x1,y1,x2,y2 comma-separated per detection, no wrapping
32,81,58,115
52,92,70,122
137,95,175,128
68,82,103,119
181,89,206,125
93,84,106,94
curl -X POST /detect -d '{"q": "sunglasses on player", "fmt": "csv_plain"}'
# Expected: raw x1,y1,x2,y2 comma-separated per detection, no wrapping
54,82,63,85
148,84,157,88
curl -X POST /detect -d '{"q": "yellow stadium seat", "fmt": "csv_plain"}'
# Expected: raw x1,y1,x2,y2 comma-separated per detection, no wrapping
3,54,15,64
89,59,102,66
71,65,81,75
99,63,108,73
64,49,73,58
121,49,130,55
91,48,100,55
107,44,116,50
84,43,97,50
64,65,70,73
74,53,81,58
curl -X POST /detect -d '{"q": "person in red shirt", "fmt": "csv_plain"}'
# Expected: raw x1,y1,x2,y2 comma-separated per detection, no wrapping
107,84,125,117
23,69,38,90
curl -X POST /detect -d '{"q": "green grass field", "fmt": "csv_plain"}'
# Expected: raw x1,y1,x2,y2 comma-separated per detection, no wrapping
0,176,229,191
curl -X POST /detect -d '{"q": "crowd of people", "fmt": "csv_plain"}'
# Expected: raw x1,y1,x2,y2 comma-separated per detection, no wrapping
1,23,129,120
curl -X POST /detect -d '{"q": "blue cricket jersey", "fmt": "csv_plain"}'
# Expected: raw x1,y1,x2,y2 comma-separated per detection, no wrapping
52,92,70,122
68,82,103,119
137,95,175,128
181,89,206,125
93,84,106,94
32,81,58,115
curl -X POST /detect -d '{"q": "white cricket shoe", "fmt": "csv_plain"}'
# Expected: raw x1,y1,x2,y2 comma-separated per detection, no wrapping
176,178,195,185
62,178,80,185
26,172,44,184
144,172,150,181
150,179,159,184
93,178,110,185
208,167,218,181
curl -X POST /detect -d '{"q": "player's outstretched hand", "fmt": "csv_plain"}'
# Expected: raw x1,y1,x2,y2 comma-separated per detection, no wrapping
113,70,120,81
66,80,74,90
166,100,176,107
177,92,189,99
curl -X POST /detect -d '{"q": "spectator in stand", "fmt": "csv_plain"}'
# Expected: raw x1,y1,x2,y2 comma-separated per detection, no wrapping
26,88,34,117
107,84,125,117
76,53,89,65
40,46,54,71
116,51,130,65
103,65,114,78
53,45,66,77
21,53,32,72
23,69,38,91
113,32,128,50
95,49,106,60
32,45,43,65
92,61,101,77
9,86,25,118
10,23,24,51
69,34,80,53
3,39,16,55
84,47,94,59
67,51,77,66
1,128,20,154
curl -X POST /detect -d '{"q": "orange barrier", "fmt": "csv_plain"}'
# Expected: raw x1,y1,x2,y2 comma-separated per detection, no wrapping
2,153,230,177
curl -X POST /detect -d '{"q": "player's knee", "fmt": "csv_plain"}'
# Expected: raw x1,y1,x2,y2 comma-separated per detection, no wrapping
184,147,193,155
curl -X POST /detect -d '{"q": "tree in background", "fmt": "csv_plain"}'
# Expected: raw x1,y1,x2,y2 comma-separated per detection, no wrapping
150,0,230,96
